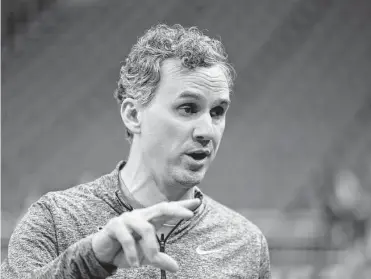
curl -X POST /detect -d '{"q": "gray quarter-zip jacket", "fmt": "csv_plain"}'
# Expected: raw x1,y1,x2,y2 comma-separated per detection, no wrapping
1,161,271,278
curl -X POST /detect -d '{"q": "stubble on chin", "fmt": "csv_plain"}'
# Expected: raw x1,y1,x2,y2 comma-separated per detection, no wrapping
166,157,208,186
175,167,206,187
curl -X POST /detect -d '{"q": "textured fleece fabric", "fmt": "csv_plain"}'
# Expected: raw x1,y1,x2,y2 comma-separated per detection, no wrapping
1,161,271,279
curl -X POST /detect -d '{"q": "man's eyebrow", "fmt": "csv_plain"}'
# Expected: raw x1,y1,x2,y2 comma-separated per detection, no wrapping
178,91,230,105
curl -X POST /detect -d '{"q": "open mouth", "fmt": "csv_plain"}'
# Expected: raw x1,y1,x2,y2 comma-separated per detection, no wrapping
187,152,208,161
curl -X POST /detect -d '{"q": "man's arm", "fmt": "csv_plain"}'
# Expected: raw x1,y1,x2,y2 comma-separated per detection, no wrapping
0,199,116,279
259,234,272,279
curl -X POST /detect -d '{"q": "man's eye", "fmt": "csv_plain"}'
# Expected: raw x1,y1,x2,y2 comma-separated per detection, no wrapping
210,106,225,118
179,103,198,115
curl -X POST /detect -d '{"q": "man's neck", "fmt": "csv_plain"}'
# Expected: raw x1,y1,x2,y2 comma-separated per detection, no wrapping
119,159,195,208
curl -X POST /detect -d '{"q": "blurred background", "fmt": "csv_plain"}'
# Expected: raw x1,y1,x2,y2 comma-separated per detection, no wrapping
2,0,371,277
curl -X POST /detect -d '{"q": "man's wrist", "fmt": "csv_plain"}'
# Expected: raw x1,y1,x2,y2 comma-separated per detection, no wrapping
84,236,118,276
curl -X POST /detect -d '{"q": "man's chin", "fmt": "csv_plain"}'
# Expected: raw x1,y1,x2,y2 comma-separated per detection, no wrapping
178,169,206,186
169,163,208,186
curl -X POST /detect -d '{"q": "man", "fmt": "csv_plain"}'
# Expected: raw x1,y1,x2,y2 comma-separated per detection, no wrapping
1,24,271,278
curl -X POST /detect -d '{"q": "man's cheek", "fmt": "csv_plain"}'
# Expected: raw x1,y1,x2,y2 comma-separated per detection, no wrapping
166,123,188,153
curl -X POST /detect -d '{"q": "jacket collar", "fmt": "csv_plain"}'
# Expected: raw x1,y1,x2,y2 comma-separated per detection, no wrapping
94,161,204,215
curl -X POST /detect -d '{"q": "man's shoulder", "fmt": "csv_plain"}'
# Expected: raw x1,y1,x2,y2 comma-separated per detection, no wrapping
39,162,122,206
36,172,115,210
204,196,264,237
41,180,95,202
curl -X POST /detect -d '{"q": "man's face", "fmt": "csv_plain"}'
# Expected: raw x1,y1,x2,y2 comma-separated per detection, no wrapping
138,59,230,188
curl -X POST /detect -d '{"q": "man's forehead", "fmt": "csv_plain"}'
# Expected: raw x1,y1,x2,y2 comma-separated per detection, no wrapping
162,58,226,79
160,59,230,93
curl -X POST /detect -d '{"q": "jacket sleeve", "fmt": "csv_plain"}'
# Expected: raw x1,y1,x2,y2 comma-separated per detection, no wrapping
259,234,272,279
1,199,117,279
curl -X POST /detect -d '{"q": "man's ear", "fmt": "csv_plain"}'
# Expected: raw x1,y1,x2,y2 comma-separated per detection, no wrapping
120,98,142,135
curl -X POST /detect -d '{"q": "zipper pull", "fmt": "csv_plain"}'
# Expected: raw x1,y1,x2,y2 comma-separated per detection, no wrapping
159,234,166,279
159,233,165,252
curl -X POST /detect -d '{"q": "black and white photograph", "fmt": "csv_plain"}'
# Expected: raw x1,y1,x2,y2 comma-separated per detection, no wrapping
1,0,371,278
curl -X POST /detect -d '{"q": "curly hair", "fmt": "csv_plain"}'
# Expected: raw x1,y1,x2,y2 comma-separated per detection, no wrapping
114,23,236,141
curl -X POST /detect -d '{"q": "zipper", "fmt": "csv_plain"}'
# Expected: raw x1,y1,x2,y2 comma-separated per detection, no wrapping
115,189,204,278
155,191,203,278
116,191,183,279
159,234,166,279
157,219,183,279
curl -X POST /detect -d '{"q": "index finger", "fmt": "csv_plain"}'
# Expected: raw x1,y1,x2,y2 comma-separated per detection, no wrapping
173,198,202,211
141,198,201,221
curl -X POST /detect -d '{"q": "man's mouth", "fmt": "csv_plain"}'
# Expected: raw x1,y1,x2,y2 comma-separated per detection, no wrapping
187,152,208,161
185,150,210,161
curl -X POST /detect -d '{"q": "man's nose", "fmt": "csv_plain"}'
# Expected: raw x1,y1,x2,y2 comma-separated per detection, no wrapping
193,114,214,144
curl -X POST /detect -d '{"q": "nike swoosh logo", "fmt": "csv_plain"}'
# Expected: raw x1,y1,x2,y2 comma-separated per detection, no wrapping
196,246,221,255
